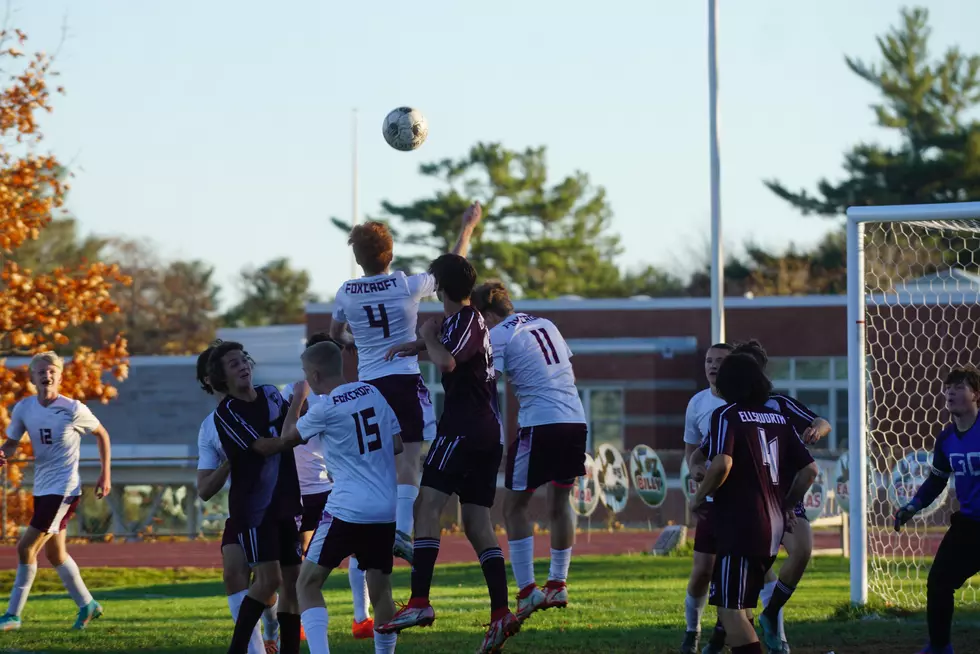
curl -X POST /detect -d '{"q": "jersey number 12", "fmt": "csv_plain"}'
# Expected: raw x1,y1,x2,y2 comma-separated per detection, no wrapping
38,428,52,445
351,408,382,455
363,304,390,338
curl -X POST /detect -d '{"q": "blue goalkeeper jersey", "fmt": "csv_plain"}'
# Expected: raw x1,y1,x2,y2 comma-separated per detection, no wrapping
932,419,980,520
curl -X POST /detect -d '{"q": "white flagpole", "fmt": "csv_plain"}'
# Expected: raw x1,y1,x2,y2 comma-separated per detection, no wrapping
708,0,725,345
351,108,360,279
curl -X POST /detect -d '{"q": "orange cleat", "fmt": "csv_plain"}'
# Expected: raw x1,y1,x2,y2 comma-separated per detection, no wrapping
352,617,375,639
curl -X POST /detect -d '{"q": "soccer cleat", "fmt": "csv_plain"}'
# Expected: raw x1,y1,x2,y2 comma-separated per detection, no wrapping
701,628,726,654
393,530,414,565
680,630,700,654
352,617,375,639
0,613,22,631
515,584,547,622
71,600,103,630
758,612,783,652
541,579,568,610
264,640,279,654
477,610,520,654
300,625,305,641
376,601,435,634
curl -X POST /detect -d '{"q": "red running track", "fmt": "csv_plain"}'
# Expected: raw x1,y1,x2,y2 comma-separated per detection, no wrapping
0,529,937,569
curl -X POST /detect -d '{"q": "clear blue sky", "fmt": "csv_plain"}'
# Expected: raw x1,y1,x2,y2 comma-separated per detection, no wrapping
14,1,980,308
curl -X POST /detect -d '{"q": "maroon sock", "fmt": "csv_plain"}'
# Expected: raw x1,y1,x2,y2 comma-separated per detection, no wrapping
410,537,440,601
277,612,301,654
228,596,265,654
731,643,763,654
479,546,509,613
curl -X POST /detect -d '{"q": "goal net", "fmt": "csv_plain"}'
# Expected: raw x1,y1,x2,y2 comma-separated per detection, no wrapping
850,202,980,608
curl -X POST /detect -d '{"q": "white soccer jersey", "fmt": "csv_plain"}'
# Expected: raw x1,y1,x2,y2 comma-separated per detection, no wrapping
282,383,332,495
295,382,400,524
490,313,585,427
5,395,101,497
196,410,226,471
683,388,727,446
332,271,437,380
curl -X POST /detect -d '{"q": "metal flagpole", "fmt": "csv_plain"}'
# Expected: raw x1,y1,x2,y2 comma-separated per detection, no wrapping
351,108,360,279
708,0,725,345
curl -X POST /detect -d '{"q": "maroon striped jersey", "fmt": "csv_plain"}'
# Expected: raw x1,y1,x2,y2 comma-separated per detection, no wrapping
700,403,814,556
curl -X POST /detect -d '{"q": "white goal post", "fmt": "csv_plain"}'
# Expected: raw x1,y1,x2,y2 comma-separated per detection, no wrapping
847,201,980,607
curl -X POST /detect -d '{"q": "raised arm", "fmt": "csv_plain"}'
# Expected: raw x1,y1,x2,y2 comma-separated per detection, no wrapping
450,202,483,258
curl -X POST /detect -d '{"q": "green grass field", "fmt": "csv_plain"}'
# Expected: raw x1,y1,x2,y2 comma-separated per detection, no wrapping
0,555,976,653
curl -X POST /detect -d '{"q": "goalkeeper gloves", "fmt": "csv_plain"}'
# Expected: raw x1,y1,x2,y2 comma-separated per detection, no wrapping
894,501,920,531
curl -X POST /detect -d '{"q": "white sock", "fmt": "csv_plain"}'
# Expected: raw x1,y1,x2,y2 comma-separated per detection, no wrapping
54,556,93,608
684,592,708,632
349,557,370,622
226,591,265,654
548,547,572,583
7,563,37,617
760,580,786,641
374,630,397,653
396,484,419,537
507,537,535,590
301,606,330,654
262,596,279,641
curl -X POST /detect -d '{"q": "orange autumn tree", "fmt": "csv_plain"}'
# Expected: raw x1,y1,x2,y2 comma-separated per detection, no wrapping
0,30,129,537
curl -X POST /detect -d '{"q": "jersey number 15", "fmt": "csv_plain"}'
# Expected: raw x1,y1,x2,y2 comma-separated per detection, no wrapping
351,408,382,455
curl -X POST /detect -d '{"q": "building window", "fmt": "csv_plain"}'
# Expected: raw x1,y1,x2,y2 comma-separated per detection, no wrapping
579,387,624,452
770,357,848,451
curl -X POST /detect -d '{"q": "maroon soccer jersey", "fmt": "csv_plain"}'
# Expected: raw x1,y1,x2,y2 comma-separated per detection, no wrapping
436,306,501,443
700,403,814,557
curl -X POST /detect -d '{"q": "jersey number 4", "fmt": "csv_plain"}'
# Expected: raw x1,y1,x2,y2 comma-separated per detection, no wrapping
38,428,52,445
531,328,560,365
363,304,390,338
758,427,779,485
351,408,382,455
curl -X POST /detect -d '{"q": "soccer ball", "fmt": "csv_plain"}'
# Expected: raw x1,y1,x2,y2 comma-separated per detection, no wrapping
382,107,428,151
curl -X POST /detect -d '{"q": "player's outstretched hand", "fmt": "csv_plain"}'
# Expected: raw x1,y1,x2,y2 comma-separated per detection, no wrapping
689,463,707,483
461,201,483,230
894,503,917,532
801,426,819,444
95,473,111,500
385,341,422,361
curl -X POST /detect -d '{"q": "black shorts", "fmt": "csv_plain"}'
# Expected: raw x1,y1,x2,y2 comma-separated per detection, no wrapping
421,434,503,507
367,374,436,443
30,495,79,535
237,517,302,567
306,512,395,574
709,553,776,610
693,505,717,555
221,518,238,548
505,423,587,492
300,491,330,533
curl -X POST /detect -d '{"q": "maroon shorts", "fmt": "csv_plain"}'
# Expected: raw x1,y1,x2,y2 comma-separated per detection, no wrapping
505,423,587,492
30,495,80,535
366,374,435,443
237,517,302,567
693,505,717,555
709,553,777,610
306,512,395,574
220,518,238,548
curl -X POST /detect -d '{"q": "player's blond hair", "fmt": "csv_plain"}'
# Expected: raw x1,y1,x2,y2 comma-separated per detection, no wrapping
30,351,64,371
301,341,343,376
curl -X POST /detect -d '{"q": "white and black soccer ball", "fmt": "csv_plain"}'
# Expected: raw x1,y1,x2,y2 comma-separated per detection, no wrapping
382,107,428,152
